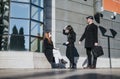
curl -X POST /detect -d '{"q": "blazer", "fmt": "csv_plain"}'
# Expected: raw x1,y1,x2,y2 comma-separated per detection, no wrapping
79,23,98,48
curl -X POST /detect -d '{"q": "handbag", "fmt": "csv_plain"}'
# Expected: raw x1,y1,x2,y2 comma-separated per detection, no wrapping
92,46,104,57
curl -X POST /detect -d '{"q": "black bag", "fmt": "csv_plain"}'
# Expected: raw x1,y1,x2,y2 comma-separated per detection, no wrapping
92,46,104,57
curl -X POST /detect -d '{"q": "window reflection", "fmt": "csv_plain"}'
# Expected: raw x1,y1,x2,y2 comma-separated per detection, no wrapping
10,3,30,18
31,37,43,52
31,5,43,22
0,0,10,51
8,0,44,52
31,21,43,37
10,19,29,50
31,37,39,52
11,0,30,2
32,0,44,7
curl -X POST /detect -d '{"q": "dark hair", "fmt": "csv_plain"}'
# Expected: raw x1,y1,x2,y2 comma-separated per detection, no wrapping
66,25,74,32
86,16,94,20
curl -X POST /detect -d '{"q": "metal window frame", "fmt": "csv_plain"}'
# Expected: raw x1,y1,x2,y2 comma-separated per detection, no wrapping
9,0,44,52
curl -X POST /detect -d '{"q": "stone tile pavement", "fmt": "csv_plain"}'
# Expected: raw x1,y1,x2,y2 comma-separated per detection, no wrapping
0,68,120,79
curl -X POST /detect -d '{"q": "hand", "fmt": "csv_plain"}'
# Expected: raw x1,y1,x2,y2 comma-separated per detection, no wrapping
79,41,81,45
94,43,98,46
66,42,69,45
64,25,67,30
54,48,59,50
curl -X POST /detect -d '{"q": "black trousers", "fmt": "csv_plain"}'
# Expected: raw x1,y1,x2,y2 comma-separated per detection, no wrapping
66,45,76,68
86,48,97,67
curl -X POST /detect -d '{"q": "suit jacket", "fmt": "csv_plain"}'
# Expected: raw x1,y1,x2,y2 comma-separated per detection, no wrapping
79,23,98,48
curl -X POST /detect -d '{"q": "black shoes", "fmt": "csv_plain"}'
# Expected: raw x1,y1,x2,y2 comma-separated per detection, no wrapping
83,66,96,69
83,66,91,69
91,66,96,69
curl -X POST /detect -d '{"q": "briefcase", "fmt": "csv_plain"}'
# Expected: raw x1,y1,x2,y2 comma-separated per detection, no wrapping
92,46,104,57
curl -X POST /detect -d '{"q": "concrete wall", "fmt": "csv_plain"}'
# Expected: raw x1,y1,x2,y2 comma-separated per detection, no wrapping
44,0,52,32
43,0,120,68
99,11,120,58
0,51,34,68
53,0,120,68
0,51,120,68
0,51,51,68
54,0,120,58
55,0,94,56
2,0,120,69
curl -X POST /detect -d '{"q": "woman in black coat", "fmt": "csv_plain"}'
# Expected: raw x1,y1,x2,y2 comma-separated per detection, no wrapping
79,16,98,69
43,32,54,68
43,32,67,68
63,25,77,69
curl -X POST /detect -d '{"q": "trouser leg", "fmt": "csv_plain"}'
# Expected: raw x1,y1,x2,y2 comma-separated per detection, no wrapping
86,48,92,67
92,56,97,68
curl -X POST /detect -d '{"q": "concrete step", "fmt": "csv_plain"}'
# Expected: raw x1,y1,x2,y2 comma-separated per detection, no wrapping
0,51,51,68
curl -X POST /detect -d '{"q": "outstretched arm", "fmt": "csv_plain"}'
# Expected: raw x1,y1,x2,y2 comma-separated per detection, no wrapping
63,26,68,35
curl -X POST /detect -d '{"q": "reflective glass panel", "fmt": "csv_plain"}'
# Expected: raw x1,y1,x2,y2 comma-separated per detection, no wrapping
9,19,29,50
10,3,30,18
31,37,38,52
31,5,43,22
31,37,43,52
31,21,43,37
32,0,44,7
11,0,30,2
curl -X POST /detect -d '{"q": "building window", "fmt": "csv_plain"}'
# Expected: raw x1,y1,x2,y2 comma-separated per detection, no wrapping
9,19,30,51
32,0,43,7
30,0,44,52
11,0,30,3
31,5,43,22
0,0,44,52
30,21,43,52
10,3,30,18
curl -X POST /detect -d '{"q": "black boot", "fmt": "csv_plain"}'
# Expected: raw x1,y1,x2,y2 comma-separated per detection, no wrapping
71,63,76,69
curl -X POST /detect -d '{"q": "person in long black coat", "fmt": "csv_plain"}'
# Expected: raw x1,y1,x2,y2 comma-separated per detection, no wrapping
63,25,78,69
43,32,54,68
79,16,98,69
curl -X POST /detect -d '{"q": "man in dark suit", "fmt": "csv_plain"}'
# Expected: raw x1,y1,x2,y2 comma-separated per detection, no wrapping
79,16,98,69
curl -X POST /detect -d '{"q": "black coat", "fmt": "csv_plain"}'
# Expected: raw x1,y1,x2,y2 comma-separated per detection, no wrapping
79,23,98,48
43,38,54,63
63,30,79,63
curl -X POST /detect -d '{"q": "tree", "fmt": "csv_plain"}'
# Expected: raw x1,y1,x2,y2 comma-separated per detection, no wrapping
18,27,25,50
0,17,3,50
9,25,19,50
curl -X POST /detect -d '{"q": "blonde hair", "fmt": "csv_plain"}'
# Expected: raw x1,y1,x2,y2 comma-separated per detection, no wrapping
44,32,52,44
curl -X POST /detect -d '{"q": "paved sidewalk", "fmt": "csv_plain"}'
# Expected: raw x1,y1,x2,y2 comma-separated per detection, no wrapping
0,68,120,79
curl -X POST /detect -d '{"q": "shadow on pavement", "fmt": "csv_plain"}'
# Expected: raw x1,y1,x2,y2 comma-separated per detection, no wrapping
63,73,120,79
0,69,68,79
1,69,120,79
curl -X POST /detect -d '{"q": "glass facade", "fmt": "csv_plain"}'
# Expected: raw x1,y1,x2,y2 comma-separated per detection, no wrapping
0,0,44,52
